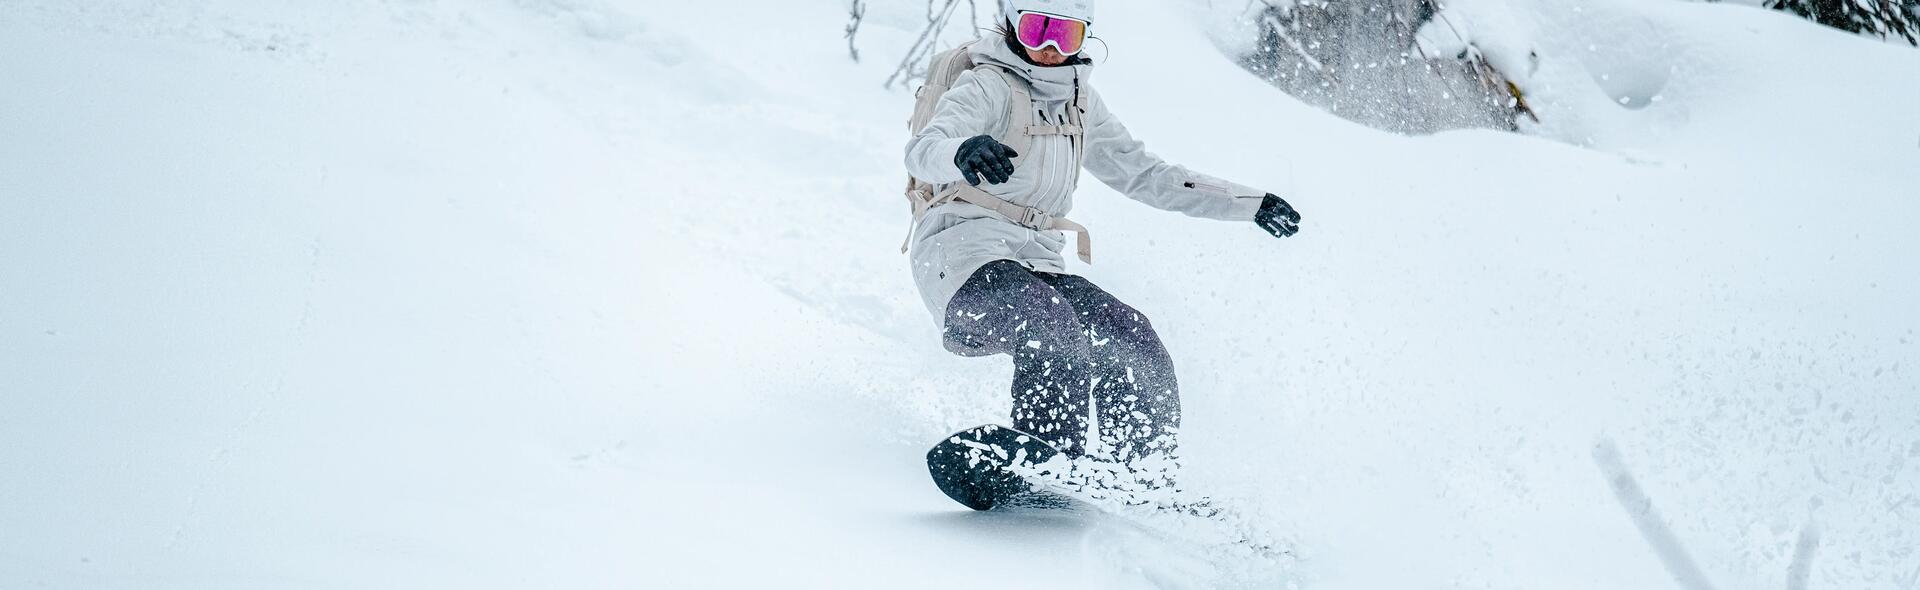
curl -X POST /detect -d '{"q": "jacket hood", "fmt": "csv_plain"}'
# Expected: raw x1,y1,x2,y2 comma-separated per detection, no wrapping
969,36,1091,103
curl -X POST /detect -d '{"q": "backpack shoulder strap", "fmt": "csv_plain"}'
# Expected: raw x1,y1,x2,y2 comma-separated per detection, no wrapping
972,64,1035,170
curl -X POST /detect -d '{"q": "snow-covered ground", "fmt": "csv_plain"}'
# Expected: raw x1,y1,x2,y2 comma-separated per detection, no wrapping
2,0,1916,588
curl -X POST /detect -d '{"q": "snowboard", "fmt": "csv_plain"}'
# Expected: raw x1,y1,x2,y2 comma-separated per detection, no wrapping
926,424,1073,511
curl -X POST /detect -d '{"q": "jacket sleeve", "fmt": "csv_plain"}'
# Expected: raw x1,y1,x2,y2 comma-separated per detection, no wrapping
1081,91,1267,222
905,70,1007,185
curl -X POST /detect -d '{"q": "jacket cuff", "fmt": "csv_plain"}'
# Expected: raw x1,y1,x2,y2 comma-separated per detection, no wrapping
1228,180,1269,220
930,137,971,183
1230,193,1267,221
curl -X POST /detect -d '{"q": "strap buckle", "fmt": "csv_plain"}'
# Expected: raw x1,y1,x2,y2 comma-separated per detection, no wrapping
1011,205,1053,229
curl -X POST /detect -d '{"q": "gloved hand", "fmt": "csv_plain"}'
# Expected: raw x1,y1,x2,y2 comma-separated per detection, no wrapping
1255,193,1302,238
954,135,1019,186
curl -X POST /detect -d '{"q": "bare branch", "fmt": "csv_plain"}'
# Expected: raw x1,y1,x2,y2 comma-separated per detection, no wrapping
1785,519,1820,590
845,0,867,62
885,0,967,89
1592,439,1721,590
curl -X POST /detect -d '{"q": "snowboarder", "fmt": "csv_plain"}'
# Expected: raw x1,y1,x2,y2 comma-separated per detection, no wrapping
905,0,1302,484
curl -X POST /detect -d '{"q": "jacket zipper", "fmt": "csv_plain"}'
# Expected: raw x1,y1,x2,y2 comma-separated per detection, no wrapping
1036,107,1062,215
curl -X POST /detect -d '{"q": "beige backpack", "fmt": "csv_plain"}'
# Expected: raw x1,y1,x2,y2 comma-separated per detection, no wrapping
901,42,1094,264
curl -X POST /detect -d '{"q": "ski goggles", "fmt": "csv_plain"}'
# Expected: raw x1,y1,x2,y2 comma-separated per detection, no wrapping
1014,11,1089,56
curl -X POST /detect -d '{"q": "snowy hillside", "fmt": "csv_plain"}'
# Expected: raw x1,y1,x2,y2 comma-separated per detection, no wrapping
3,0,1917,588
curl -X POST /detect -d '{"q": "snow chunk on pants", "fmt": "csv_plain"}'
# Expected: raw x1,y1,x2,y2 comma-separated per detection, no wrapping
942,260,1180,462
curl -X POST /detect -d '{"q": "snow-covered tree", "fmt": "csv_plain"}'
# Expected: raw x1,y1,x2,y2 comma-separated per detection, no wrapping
1766,0,1920,45
1238,0,1531,134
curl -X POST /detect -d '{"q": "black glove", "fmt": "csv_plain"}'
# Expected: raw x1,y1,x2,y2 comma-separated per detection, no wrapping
954,135,1019,186
1255,193,1302,238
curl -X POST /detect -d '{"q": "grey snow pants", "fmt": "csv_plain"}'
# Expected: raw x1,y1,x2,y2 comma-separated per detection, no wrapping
942,260,1181,462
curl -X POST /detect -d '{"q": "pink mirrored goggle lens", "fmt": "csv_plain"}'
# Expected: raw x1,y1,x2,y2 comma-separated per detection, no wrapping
1015,11,1087,55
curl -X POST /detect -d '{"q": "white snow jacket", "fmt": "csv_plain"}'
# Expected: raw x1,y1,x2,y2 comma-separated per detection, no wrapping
904,38,1269,326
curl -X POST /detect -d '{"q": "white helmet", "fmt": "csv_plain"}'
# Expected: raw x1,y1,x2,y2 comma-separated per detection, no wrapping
1001,0,1094,23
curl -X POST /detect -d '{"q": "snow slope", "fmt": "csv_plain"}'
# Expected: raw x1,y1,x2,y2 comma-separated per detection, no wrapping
2,0,1916,588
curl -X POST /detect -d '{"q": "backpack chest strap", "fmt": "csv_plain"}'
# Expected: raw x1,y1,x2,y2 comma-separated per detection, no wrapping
976,65,1088,166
